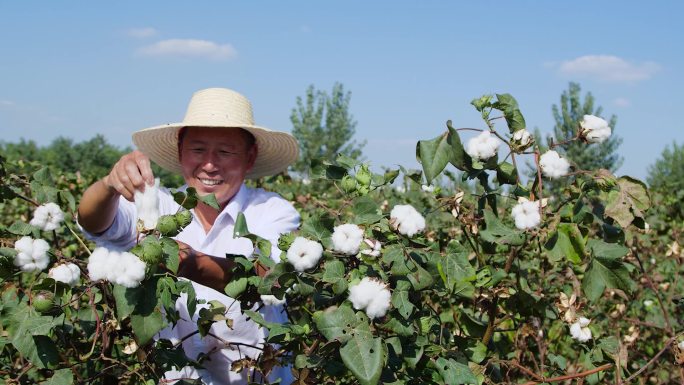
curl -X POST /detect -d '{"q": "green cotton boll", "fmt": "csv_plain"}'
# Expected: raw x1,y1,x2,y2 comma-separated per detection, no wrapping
156,215,180,236
341,175,357,193
355,165,372,187
278,232,296,251
175,210,193,228
33,290,55,314
141,241,163,265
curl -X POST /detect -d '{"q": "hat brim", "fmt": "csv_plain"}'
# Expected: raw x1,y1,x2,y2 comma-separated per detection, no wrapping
132,123,299,179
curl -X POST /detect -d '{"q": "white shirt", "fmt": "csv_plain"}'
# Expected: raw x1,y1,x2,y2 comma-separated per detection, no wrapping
82,184,300,384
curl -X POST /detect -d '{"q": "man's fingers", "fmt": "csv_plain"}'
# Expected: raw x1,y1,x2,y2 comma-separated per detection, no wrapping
134,153,155,186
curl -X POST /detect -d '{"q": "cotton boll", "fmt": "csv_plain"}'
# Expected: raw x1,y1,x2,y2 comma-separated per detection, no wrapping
261,294,286,306
331,224,364,255
114,252,146,288
348,277,391,319
134,178,160,230
569,317,592,342
512,129,532,146
390,204,426,237
466,131,501,160
88,247,113,281
360,239,382,257
29,203,64,231
539,150,571,179
49,263,81,287
286,237,324,272
511,199,541,230
365,288,392,319
580,115,611,143
13,236,50,272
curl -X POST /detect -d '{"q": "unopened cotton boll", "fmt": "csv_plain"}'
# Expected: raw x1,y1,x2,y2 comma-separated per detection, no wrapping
286,237,324,272
134,178,160,230
30,202,64,231
511,199,541,230
261,294,286,306
331,224,364,255
49,263,81,286
569,317,592,342
539,150,571,179
348,277,391,319
580,115,611,143
390,204,426,237
466,131,501,160
13,236,51,272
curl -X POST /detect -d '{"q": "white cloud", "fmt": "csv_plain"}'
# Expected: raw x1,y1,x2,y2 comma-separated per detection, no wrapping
613,97,631,108
126,27,158,38
0,100,16,107
139,39,237,60
558,55,660,83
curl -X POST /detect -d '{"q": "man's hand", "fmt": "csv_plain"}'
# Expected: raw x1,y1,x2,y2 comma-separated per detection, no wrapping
103,150,155,201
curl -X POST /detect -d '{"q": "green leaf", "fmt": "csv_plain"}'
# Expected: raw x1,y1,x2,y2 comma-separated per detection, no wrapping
545,223,585,264
8,220,33,235
8,302,63,368
440,241,476,293
312,305,358,343
233,212,250,238
131,311,166,345
383,169,400,184
321,260,348,294
435,357,478,385
582,240,633,302
604,176,651,228
407,263,434,291
160,237,180,274
172,188,198,210
494,93,526,133
352,196,382,224
300,214,334,244
382,318,415,337
496,162,517,185
382,246,412,276
33,167,53,185
40,368,73,385
336,153,360,170
198,193,220,210
416,131,452,184
446,122,469,171
479,210,525,246
340,335,384,385
391,279,414,319
224,277,248,298
58,190,76,213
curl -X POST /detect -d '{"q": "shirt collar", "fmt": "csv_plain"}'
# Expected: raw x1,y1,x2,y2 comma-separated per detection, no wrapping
223,183,249,224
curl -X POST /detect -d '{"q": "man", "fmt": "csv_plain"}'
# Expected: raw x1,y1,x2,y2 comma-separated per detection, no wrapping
78,88,300,384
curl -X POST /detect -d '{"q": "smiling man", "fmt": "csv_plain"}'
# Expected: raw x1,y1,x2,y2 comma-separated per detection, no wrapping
78,88,300,384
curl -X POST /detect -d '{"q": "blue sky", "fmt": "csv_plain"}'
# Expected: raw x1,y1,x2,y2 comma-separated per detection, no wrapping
1,1,682,181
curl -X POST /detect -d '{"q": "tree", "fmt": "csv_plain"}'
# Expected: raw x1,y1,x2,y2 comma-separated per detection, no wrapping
290,83,365,174
647,142,684,220
547,82,623,172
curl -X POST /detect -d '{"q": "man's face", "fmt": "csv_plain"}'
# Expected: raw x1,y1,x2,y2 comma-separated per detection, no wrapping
179,127,257,207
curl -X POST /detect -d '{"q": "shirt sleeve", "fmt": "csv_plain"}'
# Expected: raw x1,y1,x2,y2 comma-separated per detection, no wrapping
78,196,138,251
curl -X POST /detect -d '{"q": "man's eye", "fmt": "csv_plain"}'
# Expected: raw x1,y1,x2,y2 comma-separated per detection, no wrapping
191,148,205,153
220,151,238,156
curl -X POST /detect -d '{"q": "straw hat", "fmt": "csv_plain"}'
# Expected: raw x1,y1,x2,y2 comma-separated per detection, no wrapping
132,88,298,179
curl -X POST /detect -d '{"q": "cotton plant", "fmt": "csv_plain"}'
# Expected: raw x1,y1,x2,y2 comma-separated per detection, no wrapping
30,202,64,231
360,239,382,257
14,236,51,272
539,150,571,179
260,294,287,306
348,277,392,319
